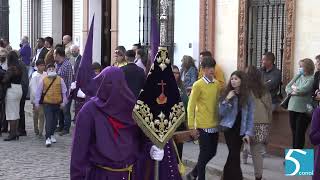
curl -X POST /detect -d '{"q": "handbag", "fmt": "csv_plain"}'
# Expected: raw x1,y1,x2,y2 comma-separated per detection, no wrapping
172,141,186,176
39,77,56,104
281,75,302,109
280,93,291,109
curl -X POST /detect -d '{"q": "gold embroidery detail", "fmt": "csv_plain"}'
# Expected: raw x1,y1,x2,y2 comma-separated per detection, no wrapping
133,100,185,148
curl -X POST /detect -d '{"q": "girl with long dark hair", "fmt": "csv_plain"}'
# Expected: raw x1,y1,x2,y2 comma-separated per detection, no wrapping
2,51,23,141
219,71,254,180
243,66,272,180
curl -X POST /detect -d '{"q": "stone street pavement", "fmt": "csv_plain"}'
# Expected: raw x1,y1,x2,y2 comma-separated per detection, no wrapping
0,103,71,180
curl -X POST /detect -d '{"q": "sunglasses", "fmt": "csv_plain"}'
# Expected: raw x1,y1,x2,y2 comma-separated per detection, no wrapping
114,50,124,56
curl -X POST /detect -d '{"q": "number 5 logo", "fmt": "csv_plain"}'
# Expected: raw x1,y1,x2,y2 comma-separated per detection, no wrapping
285,149,307,176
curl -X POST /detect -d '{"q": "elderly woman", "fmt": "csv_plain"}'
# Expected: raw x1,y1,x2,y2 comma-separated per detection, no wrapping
180,55,198,93
285,58,315,149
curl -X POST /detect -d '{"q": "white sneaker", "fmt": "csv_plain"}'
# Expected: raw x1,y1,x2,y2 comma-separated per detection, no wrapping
45,138,52,147
50,135,57,143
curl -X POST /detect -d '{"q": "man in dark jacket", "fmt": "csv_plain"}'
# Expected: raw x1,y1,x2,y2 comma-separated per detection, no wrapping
0,66,7,136
121,50,145,98
18,59,29,136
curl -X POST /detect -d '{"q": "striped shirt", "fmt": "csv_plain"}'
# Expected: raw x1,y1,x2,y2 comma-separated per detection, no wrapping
56,59,73,94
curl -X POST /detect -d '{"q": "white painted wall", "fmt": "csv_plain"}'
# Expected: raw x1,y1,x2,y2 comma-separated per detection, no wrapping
73,0,83,52
9,0,21,50
52,0,62,46
174,0,199,69
118,0,140,50
41,0,53,38
294,0,320,74
214,0,239,81
89,0,102,63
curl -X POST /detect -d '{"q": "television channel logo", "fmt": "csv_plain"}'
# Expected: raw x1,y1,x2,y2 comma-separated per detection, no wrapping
285,149,314,176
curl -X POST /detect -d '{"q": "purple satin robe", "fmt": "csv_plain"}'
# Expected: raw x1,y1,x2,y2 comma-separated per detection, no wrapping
310,107,320,180
70,101,144,180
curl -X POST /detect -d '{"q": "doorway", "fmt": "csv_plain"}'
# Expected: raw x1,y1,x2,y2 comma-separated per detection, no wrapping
62,0,73,37
101,0,111,67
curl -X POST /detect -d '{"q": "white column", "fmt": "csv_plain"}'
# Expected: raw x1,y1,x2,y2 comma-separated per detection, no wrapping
173,0,200,68
51,0,62,45
89,0,102,64
118,0,140,50
9,0,21,49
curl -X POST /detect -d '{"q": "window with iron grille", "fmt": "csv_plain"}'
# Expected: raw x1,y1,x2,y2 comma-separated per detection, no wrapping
139,0,175,62
247,0,286,78
0,0,9,40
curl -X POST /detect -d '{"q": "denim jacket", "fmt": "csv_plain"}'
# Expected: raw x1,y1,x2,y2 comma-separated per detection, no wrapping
182,66,198,89
219,95,255,136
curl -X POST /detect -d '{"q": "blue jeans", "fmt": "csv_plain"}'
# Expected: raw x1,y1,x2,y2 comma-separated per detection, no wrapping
43,104,60,139
63,100,72,132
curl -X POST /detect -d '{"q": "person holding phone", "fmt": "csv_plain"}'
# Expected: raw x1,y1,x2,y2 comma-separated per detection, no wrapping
219,71,254,180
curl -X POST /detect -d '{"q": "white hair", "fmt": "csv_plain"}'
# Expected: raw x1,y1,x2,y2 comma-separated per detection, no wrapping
71,44,79,51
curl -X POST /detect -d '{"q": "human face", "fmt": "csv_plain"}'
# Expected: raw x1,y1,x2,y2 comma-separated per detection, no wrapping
0,51,7,63
37,39,44,49
135,52,141,59
199,55,204,63
37,64,46,72
261,55,272,69
230,75,241,89
94,69,101,75
62,36,70,45
299,61,306,75
203,67,214,80
47,67,55,73
71,48,79,57
172,68,180,82
114,50,124,62
315,59,320,71
53,50,62,63
44,41,51,48
132,46,138,52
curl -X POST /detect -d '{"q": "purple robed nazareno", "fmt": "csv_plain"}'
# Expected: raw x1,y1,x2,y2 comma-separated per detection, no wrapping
310,107,320,180
71,67,144,180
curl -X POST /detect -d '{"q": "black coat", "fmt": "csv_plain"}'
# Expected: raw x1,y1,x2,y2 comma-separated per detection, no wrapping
37,47,49,61
121,63,145,98
73,55,82,81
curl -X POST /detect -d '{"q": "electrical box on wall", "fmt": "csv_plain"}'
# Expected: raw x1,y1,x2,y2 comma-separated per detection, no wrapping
189,43,192,48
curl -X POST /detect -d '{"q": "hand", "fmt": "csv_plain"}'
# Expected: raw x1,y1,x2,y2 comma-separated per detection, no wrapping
265,79,271,84
77,88,86,98
60,104,65,110
243,135,250,144
150,145,164,161
291,84,298,92
226,90,236,100
190,129,199,139
70,81,77,90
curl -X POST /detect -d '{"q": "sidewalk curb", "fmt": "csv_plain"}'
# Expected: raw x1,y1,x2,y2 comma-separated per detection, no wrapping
183,159,252,180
